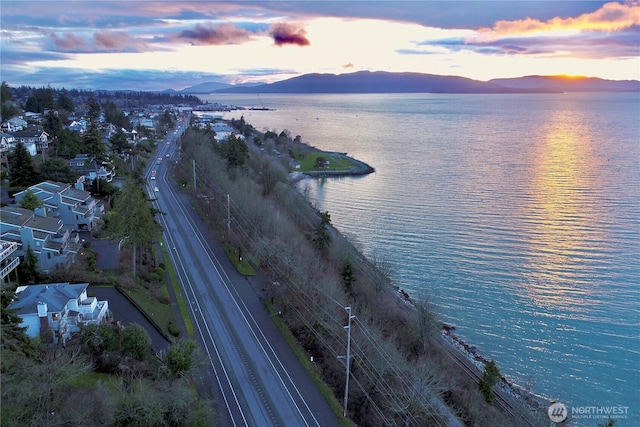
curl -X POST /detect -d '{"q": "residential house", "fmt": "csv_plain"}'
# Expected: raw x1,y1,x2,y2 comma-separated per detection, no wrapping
1,132,37,156
7,282,110,345
1,116,27,132
212,121,235,142
69,154,115,183
11,127,49,152
14,180,105,231
64,119,87,135
0,205,81,272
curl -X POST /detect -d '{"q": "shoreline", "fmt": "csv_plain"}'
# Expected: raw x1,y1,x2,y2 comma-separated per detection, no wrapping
301,153,375,177
441,324,554,417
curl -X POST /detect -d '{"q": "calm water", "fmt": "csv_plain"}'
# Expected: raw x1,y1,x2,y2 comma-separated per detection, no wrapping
208,92,640,424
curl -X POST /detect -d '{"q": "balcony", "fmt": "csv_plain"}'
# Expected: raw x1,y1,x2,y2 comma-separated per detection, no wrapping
0,241,18,262
0,257,20,280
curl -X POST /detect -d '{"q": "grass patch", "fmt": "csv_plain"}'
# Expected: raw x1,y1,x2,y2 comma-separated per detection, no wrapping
298,151,355,172
223,245,256,276
67,371,115,389
163,248,195,338
122,286,176,337
266,302,356,427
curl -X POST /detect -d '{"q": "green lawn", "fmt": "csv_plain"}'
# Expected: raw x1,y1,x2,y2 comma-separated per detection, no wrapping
121,286,176,339
163,249,195,338
298,152,355,172
223,244,256,276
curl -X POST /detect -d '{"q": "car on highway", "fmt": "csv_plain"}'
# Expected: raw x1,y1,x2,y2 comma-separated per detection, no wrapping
154,186,159,192
150,176,155,180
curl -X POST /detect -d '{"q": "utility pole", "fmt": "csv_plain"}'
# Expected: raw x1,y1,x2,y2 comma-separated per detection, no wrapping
193,159,196,192
226,193,231,236
338,305,355,418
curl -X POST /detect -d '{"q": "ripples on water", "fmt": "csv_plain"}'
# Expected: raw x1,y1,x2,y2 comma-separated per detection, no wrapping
212,92,640,423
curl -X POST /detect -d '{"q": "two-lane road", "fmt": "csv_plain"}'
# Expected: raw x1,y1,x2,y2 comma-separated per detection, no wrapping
146,119,340,426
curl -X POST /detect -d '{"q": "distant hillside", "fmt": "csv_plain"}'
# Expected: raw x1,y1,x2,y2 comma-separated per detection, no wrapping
213,71,639,94
214,71,538,94
180,81,263,94
489,75,640,92
179,82,232,94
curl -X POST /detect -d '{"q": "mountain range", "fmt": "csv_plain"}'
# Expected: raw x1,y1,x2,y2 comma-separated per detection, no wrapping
178,71,639,94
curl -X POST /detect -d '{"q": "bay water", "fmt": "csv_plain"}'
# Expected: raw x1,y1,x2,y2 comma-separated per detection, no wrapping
206,92,639,424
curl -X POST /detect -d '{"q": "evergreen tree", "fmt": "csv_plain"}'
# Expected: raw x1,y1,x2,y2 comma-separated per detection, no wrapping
43,109,64,139
17,246,41,284
478,360,501,403
107,178,161,276
218,134,248,168
109,127,130,154
86,93,101,121
122,324,150,361
166,340,196,378
8,141,38,188
83,121,106,160
56,90,75,112
1,82,19,120
1,81,12,103
18,190,43,210
55,128,83,159
1,289,41,358
39,157,80,183
313,211,332,253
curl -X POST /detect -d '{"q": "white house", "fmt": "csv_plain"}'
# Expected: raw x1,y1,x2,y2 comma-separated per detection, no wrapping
11,127,49,152
1,133,37,156
2,116,27,132
7,283,110,345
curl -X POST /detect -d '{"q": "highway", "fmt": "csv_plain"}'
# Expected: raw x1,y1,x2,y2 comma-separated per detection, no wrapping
144,117,340,427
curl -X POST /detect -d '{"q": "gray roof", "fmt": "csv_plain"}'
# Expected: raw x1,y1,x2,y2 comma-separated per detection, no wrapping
7,283,88,315
0,205,63,233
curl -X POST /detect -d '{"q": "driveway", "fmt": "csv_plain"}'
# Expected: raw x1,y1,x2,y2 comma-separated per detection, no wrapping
89,285,171,353
79,231,120,271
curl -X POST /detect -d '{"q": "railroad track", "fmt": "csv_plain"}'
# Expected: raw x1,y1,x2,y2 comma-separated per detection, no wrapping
436,335,541,427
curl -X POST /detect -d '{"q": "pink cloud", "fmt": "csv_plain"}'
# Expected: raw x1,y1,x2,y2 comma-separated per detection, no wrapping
489,1,640,35
94,31,149,52
50,32,88,50
270,23,310,46
178,23,254,45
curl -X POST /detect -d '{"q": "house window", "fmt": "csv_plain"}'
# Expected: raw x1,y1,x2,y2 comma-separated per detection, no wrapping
52,312,59,321
47,253,51,259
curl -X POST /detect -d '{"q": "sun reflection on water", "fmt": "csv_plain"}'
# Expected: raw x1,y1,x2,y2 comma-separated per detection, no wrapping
521,109,604,315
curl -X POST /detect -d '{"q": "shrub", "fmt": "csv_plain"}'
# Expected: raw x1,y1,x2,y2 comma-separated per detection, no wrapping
167,322,180,337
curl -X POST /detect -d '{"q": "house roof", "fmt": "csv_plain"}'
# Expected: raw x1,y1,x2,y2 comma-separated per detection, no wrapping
7,283,88,315
15,181,91,204
0,205,63,233
11,128,48,138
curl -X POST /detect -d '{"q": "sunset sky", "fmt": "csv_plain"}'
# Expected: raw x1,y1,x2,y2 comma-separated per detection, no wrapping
1,1,638,91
